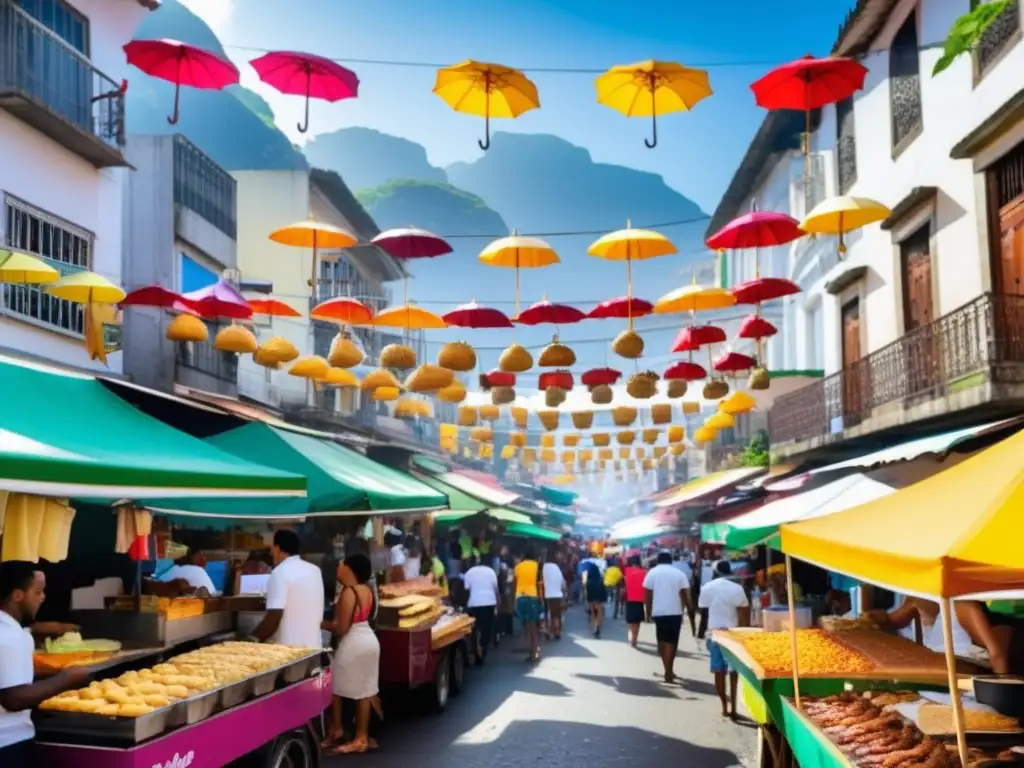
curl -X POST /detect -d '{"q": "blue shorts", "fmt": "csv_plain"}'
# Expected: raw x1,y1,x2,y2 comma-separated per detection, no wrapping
516,596,542,624
707,638,731,673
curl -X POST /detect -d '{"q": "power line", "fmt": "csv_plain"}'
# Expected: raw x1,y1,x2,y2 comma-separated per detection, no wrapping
399,213,711,240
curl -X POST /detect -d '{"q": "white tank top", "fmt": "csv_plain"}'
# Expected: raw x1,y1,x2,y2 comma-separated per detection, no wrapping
921,608,973,657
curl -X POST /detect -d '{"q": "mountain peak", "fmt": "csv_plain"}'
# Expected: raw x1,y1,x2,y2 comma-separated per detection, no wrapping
304,127,447,191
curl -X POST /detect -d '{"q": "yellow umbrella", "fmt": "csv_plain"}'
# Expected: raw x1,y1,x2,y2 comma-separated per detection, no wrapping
800,196,890,255
596,60,712,148
705,411,735,430
693,425,717,444
588,221,676,330
433,60,540,150
319,367,360,388
478,232,559,316
652,282,736,314
372,304,447,330
720,390,756,415
269,220,358,292
45,271,126,304
0,249,59,285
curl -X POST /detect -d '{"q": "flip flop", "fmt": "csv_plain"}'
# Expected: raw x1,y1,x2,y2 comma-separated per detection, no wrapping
329,740,370,755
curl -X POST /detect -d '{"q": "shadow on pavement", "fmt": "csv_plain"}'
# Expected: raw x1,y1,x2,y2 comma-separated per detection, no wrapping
573,673,678,699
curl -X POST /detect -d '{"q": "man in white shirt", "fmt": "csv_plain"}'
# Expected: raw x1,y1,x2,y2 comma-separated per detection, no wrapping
542,553,566,640
0,561,88,761
642,550,692,683
158,553,218,596
251,531,325,649
699,561,750,718
463,556,499,665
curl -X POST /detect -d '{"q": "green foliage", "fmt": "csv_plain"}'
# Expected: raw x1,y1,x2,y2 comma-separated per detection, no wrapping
933,0,1014,75
739,430,771,468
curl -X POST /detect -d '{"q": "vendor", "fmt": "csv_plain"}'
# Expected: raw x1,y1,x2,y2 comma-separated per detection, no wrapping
250,531,325,648
157,552,218,597
867,598,1010,674
0,561,89,762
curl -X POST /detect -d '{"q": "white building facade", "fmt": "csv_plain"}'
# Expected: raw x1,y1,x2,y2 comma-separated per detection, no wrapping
0,0,156,373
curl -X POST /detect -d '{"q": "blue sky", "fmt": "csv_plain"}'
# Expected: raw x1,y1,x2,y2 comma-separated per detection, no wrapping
184,0,855,212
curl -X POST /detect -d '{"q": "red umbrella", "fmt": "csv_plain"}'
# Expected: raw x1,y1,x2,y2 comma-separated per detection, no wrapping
248,298,301,318
581,367,622,388
587,296,654,320
732,277,801,305
120,285,187,309
663,360,707,381
371,227,452,260
714,351,757,373
482,370,516,389
182,280,252,320
538,370,574,390
671,324,727,353
250,51,358,134
738,314,777,339
705,211,804,251
516,299,586,326
442,300,513,329
310,297,374,325
124,39,240,125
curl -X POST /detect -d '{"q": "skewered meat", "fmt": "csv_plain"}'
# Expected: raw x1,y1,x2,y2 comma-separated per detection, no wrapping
882,739,941,767
837,712,905,743
839,706,883,726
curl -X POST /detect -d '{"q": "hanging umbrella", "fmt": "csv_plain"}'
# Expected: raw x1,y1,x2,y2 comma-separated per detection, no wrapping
478,233,559,317
731,277,802,305
372,304,447,330
714,351,757,373
310,296,374,325
250,50,358,134
738,314,777,339
705,211,804,250
372,227,452,260
120,285,187,309
269,220,358,293
588,222,676,331
516,298,586,326
442,300,513,329
248,298,301,318
653,283,736,314
664,360,707,381
706,411,735,430
581,368,622,388
800,196,891,256
671,325,727,353
182,280,252,320
588,296,653,320
0,248,59,285
751,55,867,181
596,60,712,148
720,391,757,415
433,60,539,150
46,272,126,304
124,39,240,125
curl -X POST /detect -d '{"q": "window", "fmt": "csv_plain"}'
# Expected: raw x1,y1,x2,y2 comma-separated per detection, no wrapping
835,97,857,193
14,0,88,54
973,0,1020,78
2,196,92,335
889,9,923,153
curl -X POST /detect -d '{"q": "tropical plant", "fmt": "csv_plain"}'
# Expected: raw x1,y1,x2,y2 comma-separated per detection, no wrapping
739,430,771,468
933,0,1015,75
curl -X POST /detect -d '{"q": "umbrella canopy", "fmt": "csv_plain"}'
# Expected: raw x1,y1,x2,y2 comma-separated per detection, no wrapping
311,297,374,325
714,351,757,373
720,390,757,414
120,285,186,309
516,299,586,326
124,39,240,125
182,280,252,320
781,424,1024,597
587,226,677,261
46,272,126,304
596,60,712,148
248,298,301,318
581,367,622,387
269,220,358,250
479,234,559,268
705,211,804,250
671,324,727,352
663,360,707,381
433,60,540,150
800,196,891,254
705,412,734,430
653,284,736,314
588,296,653,320
371,227,452,260
442,300,513,329
372,304,447,330
751,55,868,112
0,249,59,285
738,314,778,339
731,277,802,305
250,50,358,133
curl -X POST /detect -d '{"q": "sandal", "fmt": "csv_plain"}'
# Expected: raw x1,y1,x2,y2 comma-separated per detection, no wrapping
330,739,370,755
320,731,343,750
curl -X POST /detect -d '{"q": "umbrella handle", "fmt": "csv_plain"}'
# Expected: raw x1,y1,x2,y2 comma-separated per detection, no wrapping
297,65,311,134
167,52,183,125
478,74,491,151
644,112,657,149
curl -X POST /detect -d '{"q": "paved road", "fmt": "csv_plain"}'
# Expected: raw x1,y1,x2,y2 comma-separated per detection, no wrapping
325,607,756,768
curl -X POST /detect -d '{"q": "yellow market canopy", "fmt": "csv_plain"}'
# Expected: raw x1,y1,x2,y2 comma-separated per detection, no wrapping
780,425,1024,598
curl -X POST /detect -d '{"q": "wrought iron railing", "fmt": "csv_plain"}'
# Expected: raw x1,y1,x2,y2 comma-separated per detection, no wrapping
769,293,1024,445
173,135,237,239
175,337,238,384
0,1,124,148
977,0,1020,75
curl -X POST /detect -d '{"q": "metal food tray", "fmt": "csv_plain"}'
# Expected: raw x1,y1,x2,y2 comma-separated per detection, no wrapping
281,651,322,684
35,700,180,746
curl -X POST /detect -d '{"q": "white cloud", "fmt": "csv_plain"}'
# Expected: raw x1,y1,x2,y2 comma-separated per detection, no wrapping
178,0,235,35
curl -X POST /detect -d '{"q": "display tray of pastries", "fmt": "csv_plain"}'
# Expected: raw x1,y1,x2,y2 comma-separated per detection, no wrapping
35,641,320,745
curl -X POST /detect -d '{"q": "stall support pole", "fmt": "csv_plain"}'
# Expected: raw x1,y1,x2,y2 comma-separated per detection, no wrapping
784,554,802,711
941,597,969,767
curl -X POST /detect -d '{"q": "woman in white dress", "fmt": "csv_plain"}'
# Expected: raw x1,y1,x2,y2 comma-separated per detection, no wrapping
321,553,381,754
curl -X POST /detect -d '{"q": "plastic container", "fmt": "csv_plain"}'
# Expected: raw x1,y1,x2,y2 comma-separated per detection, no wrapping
762,604,812,632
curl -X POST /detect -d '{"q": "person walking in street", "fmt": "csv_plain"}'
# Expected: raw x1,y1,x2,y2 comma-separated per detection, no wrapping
623,555,647,648
495,547,515,645
643,550,692,683
583,559,607,638
699,561,750,718
672,551,697,637
514,546,543,662
463,556,499,665
542,552,566,640
603,555,624,619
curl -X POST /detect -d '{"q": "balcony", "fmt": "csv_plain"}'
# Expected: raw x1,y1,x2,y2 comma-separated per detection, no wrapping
173,135,237,239
769,293,1024,455
0,1,127,168
174,338,238,397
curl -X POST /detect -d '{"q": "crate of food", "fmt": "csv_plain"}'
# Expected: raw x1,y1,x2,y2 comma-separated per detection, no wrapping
377,594,441,629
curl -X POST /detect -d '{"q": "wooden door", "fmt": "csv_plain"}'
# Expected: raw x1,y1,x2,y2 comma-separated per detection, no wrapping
998,196,1024,362
900,225,939,394
841,298,865,421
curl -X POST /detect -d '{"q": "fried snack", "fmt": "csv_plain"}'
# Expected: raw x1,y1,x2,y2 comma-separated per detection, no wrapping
143,695,171,708
165,685,189,700
78,686,105,701
726,629,875,676
917,703,1021,734
95,703,120,717
103,690,131,706
117,703,155,717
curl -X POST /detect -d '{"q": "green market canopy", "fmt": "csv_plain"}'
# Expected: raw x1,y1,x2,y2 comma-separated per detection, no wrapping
0,358,305,500
415,473,532,526
149,423,447,519
504,521,563,541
